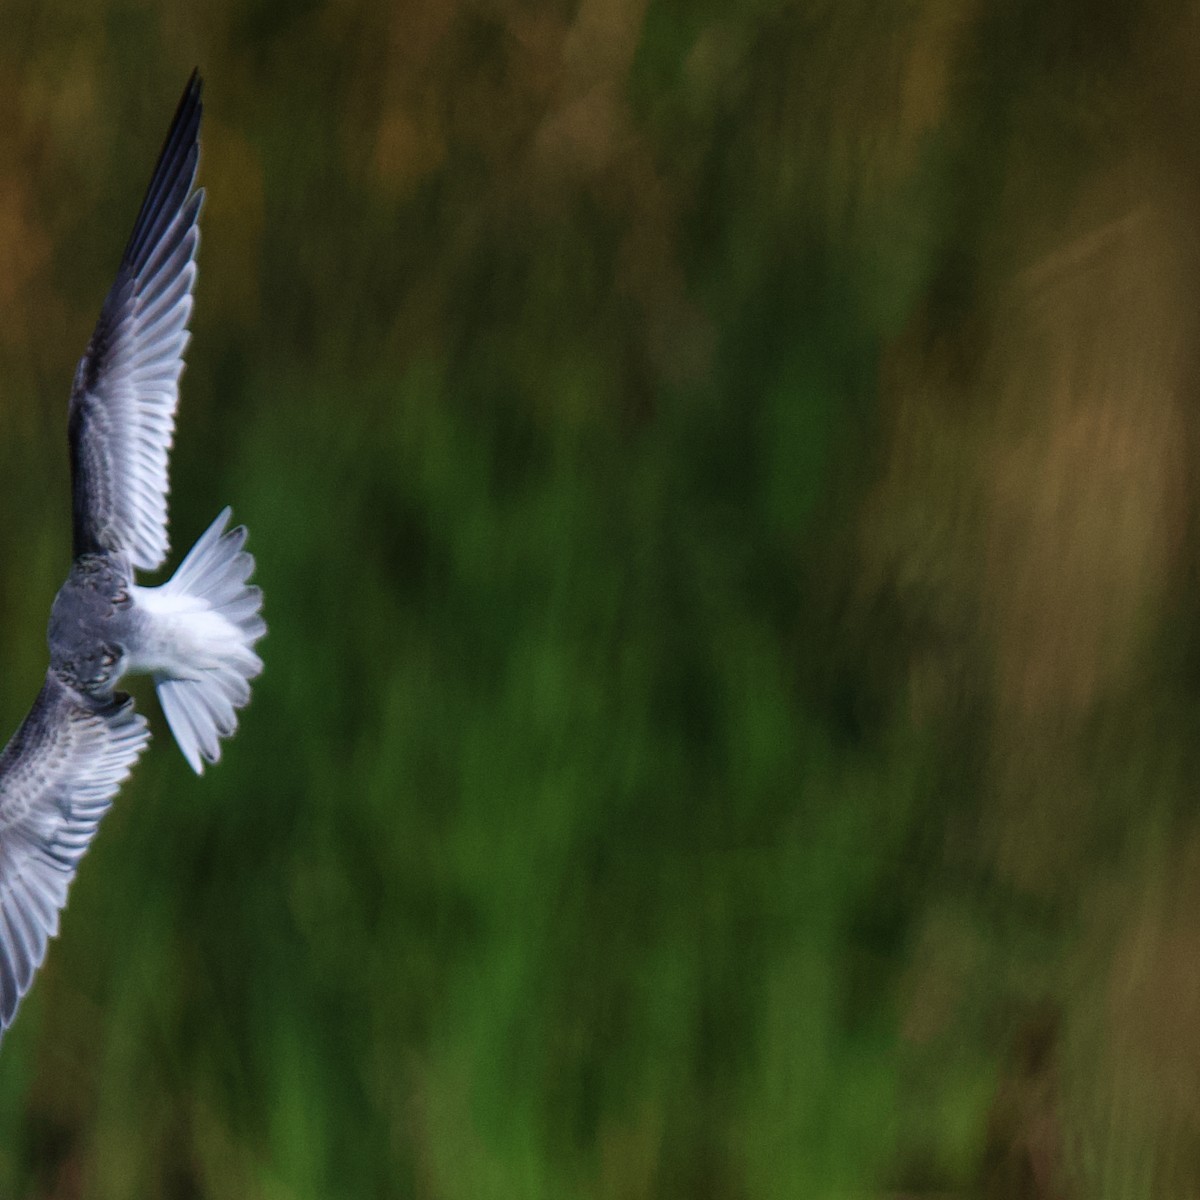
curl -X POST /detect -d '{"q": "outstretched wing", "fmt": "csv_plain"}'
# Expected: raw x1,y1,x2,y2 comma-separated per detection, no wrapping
0,673,149,1031
69,71,204,572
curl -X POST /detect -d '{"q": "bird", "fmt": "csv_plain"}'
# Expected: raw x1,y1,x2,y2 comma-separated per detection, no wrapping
0,71,264,1035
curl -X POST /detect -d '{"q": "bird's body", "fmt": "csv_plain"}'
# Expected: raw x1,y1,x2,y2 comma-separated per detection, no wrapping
48,554,133,696
0,72,264,1034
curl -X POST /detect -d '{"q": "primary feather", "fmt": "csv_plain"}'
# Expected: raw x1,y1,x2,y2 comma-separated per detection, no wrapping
69,70,203,572
0,676,147,1026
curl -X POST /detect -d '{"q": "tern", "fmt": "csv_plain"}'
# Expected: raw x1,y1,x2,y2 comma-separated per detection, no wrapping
0,72,264,1033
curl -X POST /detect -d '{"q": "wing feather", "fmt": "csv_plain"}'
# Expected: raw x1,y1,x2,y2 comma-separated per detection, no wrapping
70,72,203,571
0,674,149,1032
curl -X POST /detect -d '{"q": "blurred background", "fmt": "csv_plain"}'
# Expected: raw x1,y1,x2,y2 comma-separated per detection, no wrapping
0,1,1197,1196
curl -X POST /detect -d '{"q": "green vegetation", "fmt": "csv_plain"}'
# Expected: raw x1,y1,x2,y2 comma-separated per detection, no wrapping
0,2,1195,1196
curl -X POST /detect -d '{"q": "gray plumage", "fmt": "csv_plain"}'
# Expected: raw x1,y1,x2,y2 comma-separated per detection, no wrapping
0,72,265,1034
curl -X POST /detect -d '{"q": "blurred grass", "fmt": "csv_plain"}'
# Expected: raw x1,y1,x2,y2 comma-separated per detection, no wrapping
0,1,1196,1197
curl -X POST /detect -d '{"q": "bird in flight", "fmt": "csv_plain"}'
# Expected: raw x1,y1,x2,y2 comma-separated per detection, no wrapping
0,72,264,1035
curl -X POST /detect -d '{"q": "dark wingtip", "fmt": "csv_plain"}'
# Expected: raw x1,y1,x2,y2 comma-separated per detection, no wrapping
121,71,204,276
181,69,203,116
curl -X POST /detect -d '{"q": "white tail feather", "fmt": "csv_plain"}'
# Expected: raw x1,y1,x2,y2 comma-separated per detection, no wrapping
134,507,265,773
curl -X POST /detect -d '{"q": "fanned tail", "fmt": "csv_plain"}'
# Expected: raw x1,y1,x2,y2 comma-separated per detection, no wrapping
148,507,265,773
